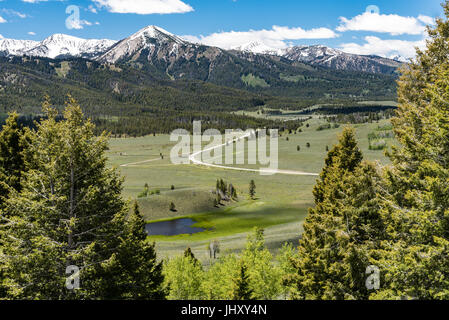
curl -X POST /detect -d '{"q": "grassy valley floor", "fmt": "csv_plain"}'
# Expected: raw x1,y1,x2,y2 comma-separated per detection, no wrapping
106,118,393,261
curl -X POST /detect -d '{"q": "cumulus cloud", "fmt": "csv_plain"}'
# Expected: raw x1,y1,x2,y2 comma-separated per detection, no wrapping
22,0,48,3
67,19,94,30
339,36,426,59
0,34,3,39
183,25,339,50
92,0,194,14
418,14,436,26
28,31,36,35
0,16,6,23
337,12,433,35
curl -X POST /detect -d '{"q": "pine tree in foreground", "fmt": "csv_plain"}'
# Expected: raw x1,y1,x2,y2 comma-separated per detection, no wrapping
0,113,29,298
95,202,166,299
0,97,166,300
0,112,28,208
231,263,253,300
372,3,449,298
286,128,385,300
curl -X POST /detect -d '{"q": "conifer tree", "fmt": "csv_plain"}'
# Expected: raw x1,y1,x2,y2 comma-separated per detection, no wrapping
0,97,165,299
0,112,28,208
373,2,449,299
184,247,199,267
231,263,253,300
95,202,166,299
249,180,256,200
286,128,385,300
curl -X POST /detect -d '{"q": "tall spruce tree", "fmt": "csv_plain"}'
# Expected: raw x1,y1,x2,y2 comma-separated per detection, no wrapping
287,128,385,300
373,3,449,299
0,97,165,299
0,112,28,208
231,263,253,300
0,112,29,298
94,202,166,299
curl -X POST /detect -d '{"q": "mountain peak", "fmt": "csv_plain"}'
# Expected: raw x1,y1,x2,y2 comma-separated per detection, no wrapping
98,25,188,63
129,25,185,44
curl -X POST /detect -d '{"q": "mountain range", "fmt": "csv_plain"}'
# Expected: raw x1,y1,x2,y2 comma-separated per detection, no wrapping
0,25,403,75
0,25,399,125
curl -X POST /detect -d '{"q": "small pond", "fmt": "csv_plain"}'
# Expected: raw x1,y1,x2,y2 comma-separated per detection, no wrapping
146,218,206,236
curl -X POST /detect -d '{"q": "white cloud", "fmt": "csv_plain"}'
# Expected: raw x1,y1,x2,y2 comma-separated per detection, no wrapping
87,5,98,13
0,16,6,23
22,0,48,3
183,25,339,50
28,31,36,35
67,19,94,30
418,14,436,26
92,0,194,14
339,36,426,59
337,12,432,35
0,34,3,39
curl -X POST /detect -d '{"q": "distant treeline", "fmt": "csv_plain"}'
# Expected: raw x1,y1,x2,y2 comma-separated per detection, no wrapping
1,111,306,137
289,105,397,115
94,111,307,136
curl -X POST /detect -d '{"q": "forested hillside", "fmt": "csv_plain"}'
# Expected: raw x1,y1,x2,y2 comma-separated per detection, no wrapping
0,54,397,135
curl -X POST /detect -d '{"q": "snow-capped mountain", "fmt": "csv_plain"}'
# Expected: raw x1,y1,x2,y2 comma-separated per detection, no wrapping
98,25,189,63
232,42,284,56
281,45,402,74
282,45,343,63
26,34,116,59
0,26,403,75
231,42,402,74
0,38,39,56
0,34,115,59
391,55,408,63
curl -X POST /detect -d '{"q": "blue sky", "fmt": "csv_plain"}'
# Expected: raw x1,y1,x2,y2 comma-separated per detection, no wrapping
0,0,445,58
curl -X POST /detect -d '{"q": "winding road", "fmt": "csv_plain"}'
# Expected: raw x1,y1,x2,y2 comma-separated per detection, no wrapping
119,132,319,176
188,132,319,177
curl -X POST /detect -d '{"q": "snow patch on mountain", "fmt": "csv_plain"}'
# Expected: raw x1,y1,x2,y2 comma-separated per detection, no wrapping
26,34,116,59
0,38,39,56
232,41,284,56
0,34,115,59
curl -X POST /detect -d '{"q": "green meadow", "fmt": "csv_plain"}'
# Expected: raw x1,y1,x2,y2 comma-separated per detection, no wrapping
106,118,393,260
